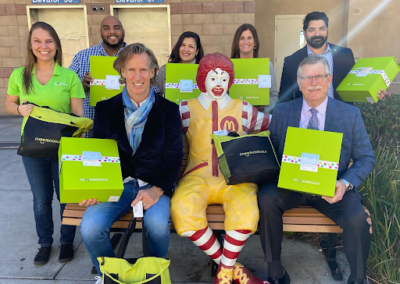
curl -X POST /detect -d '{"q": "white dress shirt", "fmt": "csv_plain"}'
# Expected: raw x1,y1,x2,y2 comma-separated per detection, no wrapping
299,97,328,131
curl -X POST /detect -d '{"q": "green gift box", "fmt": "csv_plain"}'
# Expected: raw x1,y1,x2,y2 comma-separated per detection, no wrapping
90,56,124,106
59,137,124,203
229,58,270,106
336,56,400,103
165,63,200,104
278,127,342,197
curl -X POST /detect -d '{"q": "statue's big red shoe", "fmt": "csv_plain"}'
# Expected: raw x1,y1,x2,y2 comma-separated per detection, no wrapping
214,263,234,284
233,262,270,284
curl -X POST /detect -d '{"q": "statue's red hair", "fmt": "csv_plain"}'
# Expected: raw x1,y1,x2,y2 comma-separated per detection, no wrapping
196,53,235,93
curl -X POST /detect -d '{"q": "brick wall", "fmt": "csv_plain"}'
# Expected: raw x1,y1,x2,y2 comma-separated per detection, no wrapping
0,0,255,116
0,2,28,115
169,0,254,55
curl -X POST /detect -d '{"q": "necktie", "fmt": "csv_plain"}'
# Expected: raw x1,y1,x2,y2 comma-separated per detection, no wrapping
211,101,219,177
307,108,319,130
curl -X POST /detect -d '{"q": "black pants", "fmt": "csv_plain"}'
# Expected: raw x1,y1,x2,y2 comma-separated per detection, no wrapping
258,180,371,283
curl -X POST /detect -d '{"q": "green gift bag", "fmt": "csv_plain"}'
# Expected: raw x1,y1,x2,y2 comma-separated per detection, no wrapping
210,131,280,185
17,104,93,159
98,257,171,284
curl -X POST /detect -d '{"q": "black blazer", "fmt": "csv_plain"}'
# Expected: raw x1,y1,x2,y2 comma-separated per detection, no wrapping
93,93,183,197
279,43,355,102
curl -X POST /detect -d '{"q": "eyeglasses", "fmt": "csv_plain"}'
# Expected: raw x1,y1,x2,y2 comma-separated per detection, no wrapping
298,74,330,83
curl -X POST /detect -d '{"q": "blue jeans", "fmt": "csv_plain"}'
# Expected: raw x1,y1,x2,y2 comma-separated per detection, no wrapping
80,180,171,275
22,156,76,247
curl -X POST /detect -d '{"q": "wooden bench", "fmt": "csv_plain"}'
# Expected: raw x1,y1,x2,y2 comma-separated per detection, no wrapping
62,135,371,281
63,203,371,280
63,203,346,233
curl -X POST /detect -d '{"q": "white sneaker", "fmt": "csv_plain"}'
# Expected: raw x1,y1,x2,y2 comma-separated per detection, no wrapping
94,276,103,284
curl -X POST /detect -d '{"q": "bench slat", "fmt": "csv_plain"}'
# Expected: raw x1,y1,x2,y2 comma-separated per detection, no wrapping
63,202,370,235
283,224,343,233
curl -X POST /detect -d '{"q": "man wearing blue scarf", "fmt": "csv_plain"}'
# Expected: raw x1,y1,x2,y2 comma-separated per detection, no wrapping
79,43,183,283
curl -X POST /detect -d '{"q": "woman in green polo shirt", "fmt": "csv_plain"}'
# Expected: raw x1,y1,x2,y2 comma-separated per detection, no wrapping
5,22,85,266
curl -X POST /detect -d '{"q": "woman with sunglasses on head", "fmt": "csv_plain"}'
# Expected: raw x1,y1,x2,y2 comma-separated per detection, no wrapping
157,31,204,96
231,23,278,113
5,22,85,265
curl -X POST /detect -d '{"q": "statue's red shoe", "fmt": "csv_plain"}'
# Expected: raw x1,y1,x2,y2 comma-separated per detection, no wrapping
233,262,270,284
214,263,234,284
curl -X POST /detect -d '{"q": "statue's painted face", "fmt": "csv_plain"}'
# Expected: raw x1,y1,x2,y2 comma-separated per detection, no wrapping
204,68,230,100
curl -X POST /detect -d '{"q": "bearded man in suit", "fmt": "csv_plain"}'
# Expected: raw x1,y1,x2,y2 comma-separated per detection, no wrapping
279,11,386,103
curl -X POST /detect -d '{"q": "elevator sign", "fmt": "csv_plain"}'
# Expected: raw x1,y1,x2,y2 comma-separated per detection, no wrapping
31,0,81,3
114,0,164,3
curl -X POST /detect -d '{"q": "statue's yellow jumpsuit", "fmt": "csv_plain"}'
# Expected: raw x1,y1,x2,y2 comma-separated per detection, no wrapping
171,96,269,235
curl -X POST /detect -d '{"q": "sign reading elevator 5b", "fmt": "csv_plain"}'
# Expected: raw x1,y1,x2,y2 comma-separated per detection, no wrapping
31,0,81,3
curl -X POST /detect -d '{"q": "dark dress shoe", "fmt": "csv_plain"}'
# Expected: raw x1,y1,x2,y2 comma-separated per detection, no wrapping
267,270,290,284
34,246,52,265
59,244,74,263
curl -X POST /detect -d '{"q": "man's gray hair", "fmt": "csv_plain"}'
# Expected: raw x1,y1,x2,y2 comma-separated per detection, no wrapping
113,43,159,85
297,55,330,77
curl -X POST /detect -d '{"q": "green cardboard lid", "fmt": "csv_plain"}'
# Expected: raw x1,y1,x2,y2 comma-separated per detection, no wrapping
90,56,124,106
230,58,270,106
165,63,200,104
278,127,343,197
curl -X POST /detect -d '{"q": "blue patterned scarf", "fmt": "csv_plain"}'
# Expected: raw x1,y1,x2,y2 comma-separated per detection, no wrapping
122,87,155,154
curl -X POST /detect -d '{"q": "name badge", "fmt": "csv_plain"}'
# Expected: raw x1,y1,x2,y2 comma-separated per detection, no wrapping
300,153,319,172
355,67,372,77
258,75,271,88
133,201,143,217
82,151,102,166
105,75,121,90
180,79,193,93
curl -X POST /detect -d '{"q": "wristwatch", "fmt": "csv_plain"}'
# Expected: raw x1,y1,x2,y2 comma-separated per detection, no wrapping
339,179,354,191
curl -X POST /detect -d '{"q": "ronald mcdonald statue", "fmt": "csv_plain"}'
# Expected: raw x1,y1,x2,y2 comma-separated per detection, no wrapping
170,53,270,284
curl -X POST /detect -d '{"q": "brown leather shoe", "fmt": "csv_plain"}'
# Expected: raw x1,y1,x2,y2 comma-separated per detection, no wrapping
233,262,270,284
214,263,234,284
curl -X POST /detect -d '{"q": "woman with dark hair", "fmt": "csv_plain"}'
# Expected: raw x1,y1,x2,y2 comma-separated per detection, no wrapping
5,22,85,265
231,23,278,113
157,31,204,95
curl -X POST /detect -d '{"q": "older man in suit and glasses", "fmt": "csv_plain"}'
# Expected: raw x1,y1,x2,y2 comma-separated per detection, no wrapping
258,56,375,284
279,11,386,103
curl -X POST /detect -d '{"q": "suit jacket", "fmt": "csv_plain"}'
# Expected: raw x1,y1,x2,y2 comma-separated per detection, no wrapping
93,93,183,197
279,43,355,102
269,97,375,189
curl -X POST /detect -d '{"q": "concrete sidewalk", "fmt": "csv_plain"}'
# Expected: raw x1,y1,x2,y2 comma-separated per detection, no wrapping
0,116,351,284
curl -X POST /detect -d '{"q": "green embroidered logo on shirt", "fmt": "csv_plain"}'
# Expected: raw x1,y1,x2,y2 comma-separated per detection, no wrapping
54,82,68,87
